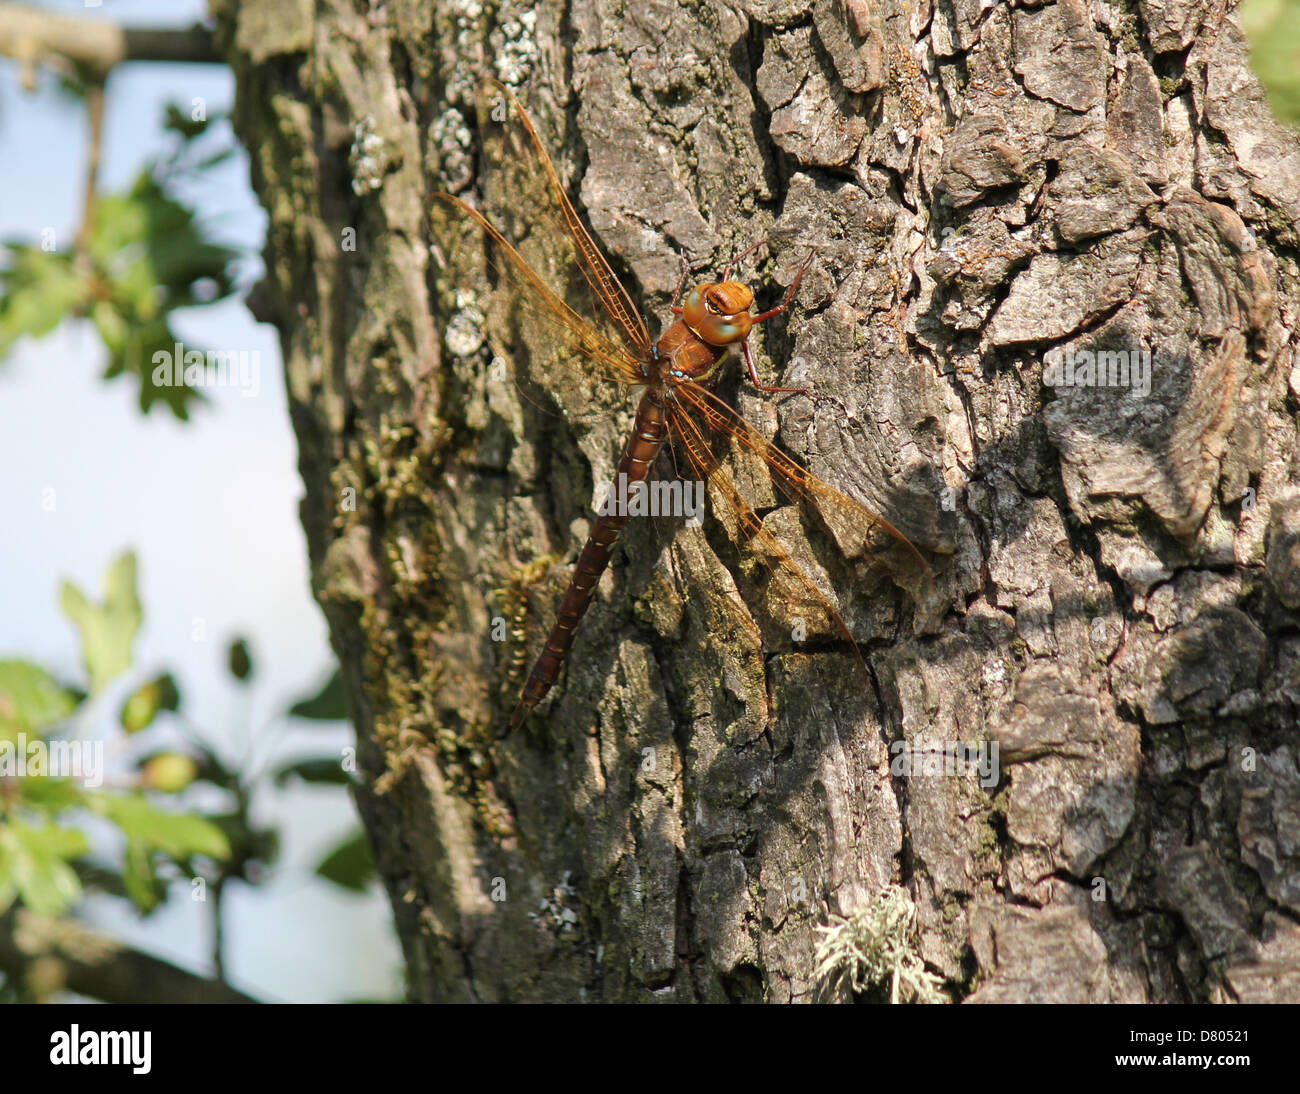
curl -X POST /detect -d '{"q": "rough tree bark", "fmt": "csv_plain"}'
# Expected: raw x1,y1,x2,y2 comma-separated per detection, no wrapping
217,0,1300,1002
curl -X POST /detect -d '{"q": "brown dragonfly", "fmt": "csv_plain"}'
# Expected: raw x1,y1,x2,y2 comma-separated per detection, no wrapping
433,83,926,732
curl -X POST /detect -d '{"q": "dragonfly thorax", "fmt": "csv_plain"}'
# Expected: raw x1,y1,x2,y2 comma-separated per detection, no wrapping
653,312,733,388
684,281,755,346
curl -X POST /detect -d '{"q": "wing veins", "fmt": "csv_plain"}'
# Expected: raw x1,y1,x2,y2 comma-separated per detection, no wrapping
432,193,643,385
667,395,870,663
495,82,651,356
673,381,930,576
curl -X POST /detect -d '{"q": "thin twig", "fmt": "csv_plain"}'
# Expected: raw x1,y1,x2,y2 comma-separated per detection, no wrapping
0,4,219,74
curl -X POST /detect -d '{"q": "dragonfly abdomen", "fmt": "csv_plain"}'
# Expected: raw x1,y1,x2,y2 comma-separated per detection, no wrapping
509,393,670,730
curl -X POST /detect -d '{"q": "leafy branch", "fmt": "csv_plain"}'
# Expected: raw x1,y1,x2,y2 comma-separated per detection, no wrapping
0,553,373,1002
0,102,240,417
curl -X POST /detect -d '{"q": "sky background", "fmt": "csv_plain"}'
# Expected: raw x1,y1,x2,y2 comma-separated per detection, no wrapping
0,0,400,1002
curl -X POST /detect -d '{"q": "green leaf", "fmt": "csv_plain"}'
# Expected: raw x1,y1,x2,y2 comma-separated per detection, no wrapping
227,637,253,682
0,660,78,741
90,793,230,861
163,101,211,141
119,673,180,734
314,830,375,893
288,668,349,721
92,173,237,300
272,757,355,787
153,672,180,712
82,170,238,419
59,551,143,693
1242,0,1300,127
0,821,88,916
128,322,207,418
19,822,89,859
0,244,89,360
90,298,129,354
140,753,198,793
1,150,242,421
16,778,84,814
122,837,164,914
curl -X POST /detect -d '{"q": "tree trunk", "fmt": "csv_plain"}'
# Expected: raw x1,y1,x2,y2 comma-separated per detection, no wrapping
217,0,1300,1002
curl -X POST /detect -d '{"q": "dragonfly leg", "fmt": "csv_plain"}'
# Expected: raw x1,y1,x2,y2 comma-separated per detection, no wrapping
744,337,808,395
670,252,691,314
722,238,769,282
752,250,813,324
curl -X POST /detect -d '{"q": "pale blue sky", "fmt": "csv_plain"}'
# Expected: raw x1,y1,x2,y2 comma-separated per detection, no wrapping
0,0,400,1001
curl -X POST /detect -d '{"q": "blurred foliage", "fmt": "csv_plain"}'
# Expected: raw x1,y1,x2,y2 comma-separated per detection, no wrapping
0,80,383,1001
59,552,142,694
0,101,238,418
0,552,231,919
287,668,348,721
273,668,374,893
314,831,375,893
1242,0,1300,127
0,552,370,962
120,672,180,735
226,637,253,681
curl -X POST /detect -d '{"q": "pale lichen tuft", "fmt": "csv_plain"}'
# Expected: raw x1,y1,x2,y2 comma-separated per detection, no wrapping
814,886,947,1004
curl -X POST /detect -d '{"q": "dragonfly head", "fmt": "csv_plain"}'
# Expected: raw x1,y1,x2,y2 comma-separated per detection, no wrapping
684,281,754,346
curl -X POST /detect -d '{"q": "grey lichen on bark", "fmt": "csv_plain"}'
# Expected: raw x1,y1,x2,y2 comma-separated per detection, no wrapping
216,0,1300,1002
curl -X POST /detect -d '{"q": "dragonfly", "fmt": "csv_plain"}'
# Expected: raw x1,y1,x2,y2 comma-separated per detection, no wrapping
432,82,927,733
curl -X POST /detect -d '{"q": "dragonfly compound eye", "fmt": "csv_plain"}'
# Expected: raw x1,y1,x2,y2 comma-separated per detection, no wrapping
683,282,754,344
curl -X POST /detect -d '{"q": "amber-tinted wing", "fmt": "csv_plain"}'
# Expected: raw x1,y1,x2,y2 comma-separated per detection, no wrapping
661,378,928,664
663,397,865,659
671,379,931,577
431,81,650,392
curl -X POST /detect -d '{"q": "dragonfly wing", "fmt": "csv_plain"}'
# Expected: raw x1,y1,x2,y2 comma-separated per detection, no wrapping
671,380,932,579
432,192,643,389
666,396,867,650
431,82,651,399
488,82,650,355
